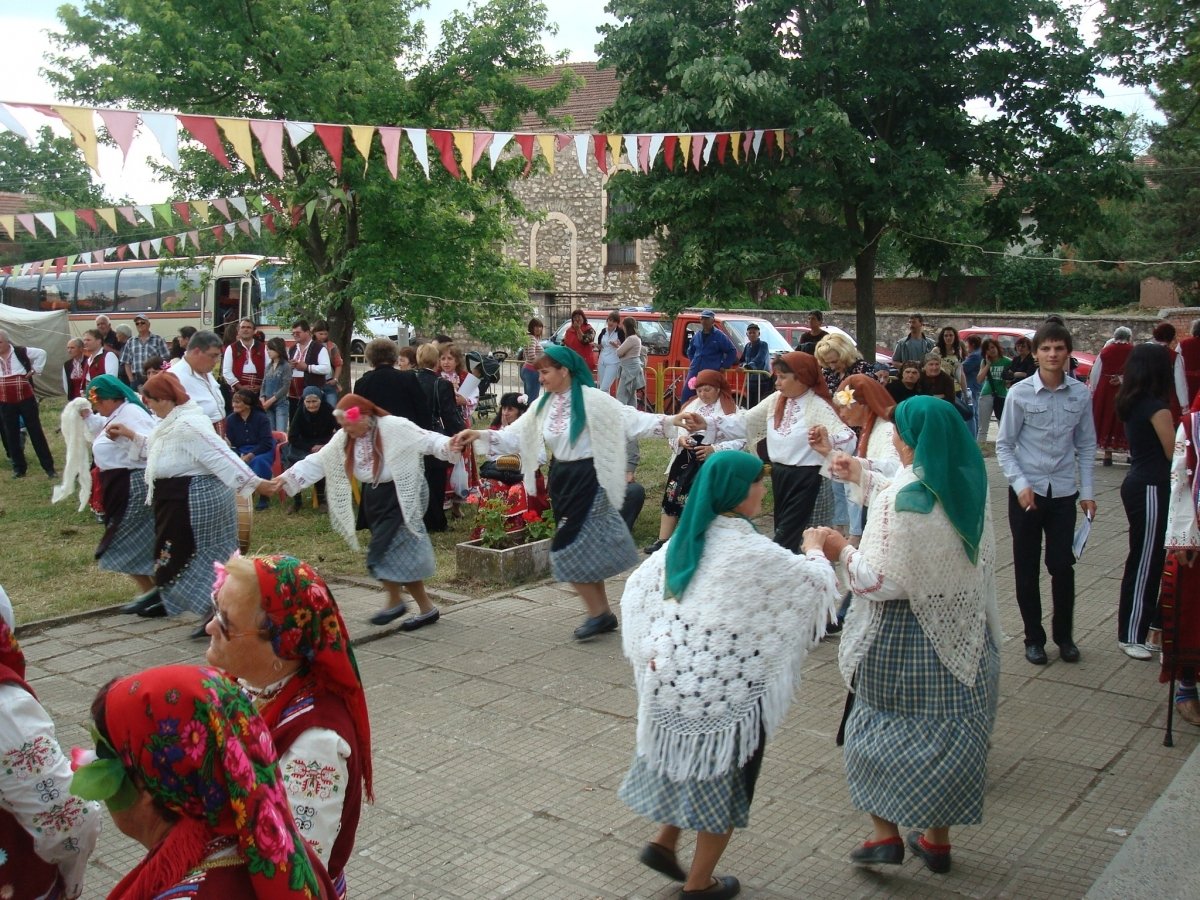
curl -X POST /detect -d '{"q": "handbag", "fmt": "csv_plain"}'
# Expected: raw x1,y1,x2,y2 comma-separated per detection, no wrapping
953,395,973,421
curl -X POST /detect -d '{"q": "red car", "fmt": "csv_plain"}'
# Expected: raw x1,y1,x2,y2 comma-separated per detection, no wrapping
958,326,1094,380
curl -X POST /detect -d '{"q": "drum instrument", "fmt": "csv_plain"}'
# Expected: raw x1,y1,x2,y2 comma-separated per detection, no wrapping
236,494,253,553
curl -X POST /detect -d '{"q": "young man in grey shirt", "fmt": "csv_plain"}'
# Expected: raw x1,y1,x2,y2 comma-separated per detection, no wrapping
996,320,1097,665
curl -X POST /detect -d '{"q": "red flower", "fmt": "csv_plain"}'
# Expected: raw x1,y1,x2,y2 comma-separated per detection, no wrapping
522,509,541,523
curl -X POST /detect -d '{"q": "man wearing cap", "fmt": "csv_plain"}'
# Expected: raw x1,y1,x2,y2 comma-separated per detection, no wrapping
682,309,737,402
222,317,267,393
120,314,169,390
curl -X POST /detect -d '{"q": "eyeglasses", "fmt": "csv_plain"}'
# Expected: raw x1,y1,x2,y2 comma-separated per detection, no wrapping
210,593,265,640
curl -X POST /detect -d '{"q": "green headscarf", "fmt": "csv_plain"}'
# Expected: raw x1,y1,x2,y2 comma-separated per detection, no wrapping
665,451,764,599
893,396,986,564
87,373,148,412
536,344,595,445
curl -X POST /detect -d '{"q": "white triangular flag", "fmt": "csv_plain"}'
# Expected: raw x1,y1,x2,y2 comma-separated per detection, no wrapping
34,212,57,237
405,128,429,178
0,104,29,139
136,204,156,225
573,134,589,173
648,134,665,168
284,121,315,148
702,132,717,165
229,196,248,218
489,132,514,169
142,113,179,168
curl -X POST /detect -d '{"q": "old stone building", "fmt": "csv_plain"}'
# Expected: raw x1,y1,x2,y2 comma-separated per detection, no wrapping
505,63,657,320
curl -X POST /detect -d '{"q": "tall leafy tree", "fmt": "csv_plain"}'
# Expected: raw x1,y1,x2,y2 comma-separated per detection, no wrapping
47,0,577,352
598,0,1136,350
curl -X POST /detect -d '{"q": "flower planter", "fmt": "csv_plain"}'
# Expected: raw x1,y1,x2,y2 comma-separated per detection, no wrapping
455,534,552,585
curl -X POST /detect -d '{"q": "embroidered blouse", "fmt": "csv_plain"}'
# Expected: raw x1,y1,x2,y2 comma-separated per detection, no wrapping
84,401,155,471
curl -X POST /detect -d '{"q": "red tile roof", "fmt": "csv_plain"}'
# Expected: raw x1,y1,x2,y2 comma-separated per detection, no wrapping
0,192,37,217
515,62,620,130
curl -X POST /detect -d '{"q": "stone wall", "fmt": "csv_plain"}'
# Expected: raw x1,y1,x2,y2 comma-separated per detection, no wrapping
506,161,658,304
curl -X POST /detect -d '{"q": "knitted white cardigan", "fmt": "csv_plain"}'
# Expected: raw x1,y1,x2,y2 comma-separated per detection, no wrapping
838,466,1002,689
509,386,628,505
621,516,838,781
304,416,438,552
53,397,94,511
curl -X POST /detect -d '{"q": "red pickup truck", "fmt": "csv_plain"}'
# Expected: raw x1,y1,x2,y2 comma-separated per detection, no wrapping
548,309,791,410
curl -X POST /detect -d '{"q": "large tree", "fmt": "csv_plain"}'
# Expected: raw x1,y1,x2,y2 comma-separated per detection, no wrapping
597,0,1136,350
47,0,577,355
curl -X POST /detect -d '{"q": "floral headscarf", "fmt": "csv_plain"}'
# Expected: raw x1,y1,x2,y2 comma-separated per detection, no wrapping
693,369,737,414
335,393,387,484
73,664,323,900
251,555,373,800
0,585,24,681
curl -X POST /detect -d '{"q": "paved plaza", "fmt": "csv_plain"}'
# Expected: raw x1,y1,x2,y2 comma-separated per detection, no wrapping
17,458,1199,898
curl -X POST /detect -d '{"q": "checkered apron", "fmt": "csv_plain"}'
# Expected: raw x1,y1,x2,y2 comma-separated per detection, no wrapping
97,469,154,577
157,474,238,616
549,487,637,583
843,599,999,828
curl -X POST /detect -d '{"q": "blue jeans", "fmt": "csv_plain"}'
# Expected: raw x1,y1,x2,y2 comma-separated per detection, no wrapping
267,402,289,433
520,366,540,402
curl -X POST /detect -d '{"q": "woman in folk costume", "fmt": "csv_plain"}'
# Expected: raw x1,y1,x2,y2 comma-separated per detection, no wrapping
109,372,274,631
454,345,698,641
206,555,371,899
71,664,336,899
81,376,158,593
699,351,855,553
618,453,838,899
1158,392,1200,725
643,369,745,556
0,585,102,899
810,396,1000,874
1088,326,1135,466
275,394,457,632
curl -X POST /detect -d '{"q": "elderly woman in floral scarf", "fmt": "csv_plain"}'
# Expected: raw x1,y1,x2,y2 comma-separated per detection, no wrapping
0,585,101,899
71,663,336,899
454,345,697,641
205,554,370,899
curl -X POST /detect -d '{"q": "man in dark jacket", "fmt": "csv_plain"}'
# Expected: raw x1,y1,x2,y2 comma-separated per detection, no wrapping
353,338,433,430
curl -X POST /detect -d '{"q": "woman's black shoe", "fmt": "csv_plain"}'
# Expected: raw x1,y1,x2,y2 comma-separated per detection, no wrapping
643,539,665,555
681,875,740,899
122,588,165,617
849,839,904,866
189,613,214,639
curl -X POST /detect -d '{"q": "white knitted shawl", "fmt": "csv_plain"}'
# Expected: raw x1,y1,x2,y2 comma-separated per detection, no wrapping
620,516,838,782
308,416,432,552
510,386,627,504
53,397,94,511
838,467,1002,689
143,400,221,504
742,391,846,452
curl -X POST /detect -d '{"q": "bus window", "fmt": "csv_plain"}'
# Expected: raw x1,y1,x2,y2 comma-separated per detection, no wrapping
115,268,160,312
40,271,77,311
160,268,203,312
255,263,290,326
75,270,118,313
2,275,41,311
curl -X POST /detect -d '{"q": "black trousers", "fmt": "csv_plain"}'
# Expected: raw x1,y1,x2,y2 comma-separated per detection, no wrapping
771,463,822,554
1118,479,1169,643
423,457,449,532
0,397,55,476
619,480,646,532
1008,487,1077,646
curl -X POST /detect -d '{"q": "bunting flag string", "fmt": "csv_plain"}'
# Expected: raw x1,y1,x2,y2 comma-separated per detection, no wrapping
0,100,798,186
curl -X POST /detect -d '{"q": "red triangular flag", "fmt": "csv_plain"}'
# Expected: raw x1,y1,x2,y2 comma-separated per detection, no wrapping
116,245,129,260
663,136,678,172
162,236,177,255
429,130,461,178
179,115,232,169
592,134,609,174
764,130,777,158
314,124,344,173
75,208,98,232
716,133,730,165
173,202,192,225
264,194,284,214
290,205,305,228
212,226,224,246
514,134,535,175
263,213,277,234
53,256,66,276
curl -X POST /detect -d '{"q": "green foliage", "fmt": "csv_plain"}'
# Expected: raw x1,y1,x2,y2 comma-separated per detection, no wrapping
597,0,1138,350
47,0,577,357
979,252,1138,312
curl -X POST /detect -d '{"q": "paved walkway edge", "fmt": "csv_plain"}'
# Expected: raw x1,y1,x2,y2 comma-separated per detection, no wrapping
1085,725,1200,899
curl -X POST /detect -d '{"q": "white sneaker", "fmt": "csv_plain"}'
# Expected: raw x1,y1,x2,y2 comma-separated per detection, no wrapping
1119,641,1153,660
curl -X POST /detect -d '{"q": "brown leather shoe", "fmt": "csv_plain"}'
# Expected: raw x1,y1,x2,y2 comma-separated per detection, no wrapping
1176,699,1200,726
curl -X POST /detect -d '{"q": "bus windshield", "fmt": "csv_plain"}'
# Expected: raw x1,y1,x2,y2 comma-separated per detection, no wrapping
255,263,292,327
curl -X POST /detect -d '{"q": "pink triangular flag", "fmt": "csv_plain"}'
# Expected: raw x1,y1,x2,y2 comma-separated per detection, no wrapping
250,119,286,179
179,115,232,169
378,127,402,178
471,132,492,173
188,230,201,251
98,109,140,162
637,135,650,173
118,206,138,226
16,214,36,236
212,198,231,220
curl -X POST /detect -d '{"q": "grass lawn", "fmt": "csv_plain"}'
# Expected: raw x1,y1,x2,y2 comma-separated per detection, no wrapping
3,397,775,624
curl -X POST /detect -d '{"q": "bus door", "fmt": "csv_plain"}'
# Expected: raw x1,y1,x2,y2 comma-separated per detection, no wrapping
238,278,254,324
210,278,240,328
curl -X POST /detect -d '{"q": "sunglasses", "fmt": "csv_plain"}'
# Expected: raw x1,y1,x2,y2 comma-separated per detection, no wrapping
210,593,265,640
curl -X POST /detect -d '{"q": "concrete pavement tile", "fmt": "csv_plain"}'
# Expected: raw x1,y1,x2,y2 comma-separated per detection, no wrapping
995,697,1074,732
486,661,565,689
1029,733,1125,771
575,685,636,718
427,705,529,747
529,704,628,741
511,874,625,899
1098,663,1167,700
432,676,517,710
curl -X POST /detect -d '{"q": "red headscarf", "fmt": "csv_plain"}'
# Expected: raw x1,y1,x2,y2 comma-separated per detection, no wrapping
98,665,325,900
836,374,897,457
335,393,388,484
694,369,738,414
774,351,830,428
251,555,373,801
142,371,190,405
0,586,25,683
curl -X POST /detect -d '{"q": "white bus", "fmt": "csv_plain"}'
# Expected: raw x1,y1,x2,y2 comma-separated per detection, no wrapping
0,254,291,339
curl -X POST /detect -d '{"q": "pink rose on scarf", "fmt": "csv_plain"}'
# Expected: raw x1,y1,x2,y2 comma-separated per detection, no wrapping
253,800,292,864
179,720,208,762
247,718,276,765
223,737,255,791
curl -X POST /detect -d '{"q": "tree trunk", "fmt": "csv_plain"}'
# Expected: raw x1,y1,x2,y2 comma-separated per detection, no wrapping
853,241,879,356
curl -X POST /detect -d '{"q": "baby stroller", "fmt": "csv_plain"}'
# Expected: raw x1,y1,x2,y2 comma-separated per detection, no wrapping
466,349,505,422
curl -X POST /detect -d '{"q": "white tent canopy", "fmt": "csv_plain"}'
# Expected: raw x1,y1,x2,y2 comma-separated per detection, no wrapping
0,307,71,398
